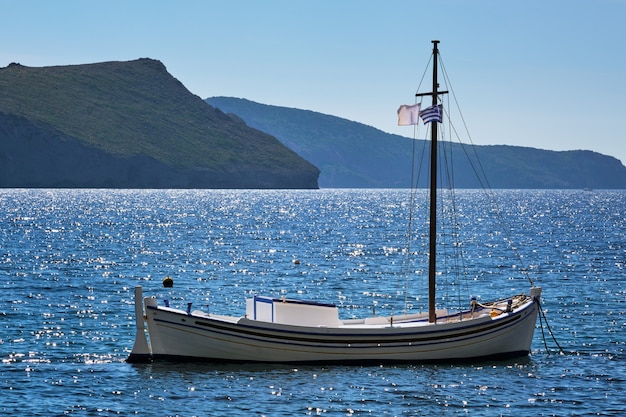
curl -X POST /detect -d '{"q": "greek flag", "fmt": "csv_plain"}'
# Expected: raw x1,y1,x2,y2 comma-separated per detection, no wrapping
419,104,442,124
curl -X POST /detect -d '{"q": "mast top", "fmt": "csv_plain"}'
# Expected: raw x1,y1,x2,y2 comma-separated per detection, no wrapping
414,41,448,99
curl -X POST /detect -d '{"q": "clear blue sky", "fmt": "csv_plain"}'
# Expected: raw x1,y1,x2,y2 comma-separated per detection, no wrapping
3,0,625,165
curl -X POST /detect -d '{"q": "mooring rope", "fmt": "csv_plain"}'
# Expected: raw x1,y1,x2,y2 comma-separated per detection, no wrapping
537,300,565,355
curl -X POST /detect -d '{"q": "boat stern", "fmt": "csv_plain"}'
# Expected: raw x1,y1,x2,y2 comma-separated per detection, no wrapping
127,286,153,363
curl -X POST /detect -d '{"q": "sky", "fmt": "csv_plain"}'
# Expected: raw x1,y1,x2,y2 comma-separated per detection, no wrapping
2,0,625,165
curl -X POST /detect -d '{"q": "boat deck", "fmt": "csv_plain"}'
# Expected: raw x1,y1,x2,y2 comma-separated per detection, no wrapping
162,294,532,330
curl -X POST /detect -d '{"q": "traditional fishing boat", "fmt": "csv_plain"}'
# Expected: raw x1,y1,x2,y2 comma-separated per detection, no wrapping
128,40,542,363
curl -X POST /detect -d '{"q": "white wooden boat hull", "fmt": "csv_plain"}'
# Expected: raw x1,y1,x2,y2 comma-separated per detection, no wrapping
129,286,541,363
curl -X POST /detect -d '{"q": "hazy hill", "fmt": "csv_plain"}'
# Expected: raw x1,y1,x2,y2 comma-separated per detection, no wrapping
206,97,626,189
0,60,319,188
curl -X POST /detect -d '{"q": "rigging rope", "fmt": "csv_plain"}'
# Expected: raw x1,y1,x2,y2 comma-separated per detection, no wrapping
439,52,562,353
396,51,433,315
438,54,536,288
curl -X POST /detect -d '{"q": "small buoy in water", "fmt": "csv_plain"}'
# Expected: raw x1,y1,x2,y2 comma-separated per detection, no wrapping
293,259,300,265
163,276,174,288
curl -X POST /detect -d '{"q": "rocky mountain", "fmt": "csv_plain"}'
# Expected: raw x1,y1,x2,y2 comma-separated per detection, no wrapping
206,97,626,189
0,60,319,188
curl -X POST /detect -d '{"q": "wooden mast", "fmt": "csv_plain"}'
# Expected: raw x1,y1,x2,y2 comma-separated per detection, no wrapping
427,40,439,323
414,40,447,323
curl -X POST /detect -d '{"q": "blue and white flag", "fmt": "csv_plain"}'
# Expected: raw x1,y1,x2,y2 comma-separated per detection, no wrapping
419,104,443,124
397,103,421,126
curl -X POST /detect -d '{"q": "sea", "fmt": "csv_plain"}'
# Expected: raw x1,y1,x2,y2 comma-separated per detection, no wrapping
1,188,624,416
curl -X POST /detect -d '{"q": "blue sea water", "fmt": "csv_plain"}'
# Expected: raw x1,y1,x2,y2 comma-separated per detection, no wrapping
0,189,624,416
